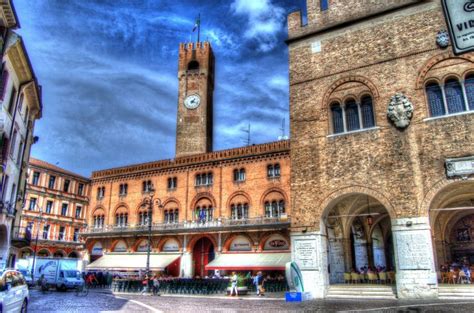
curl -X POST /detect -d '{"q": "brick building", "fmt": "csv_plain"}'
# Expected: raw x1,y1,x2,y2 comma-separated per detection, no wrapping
287,0,474,299
16,158,90,259
81,42,291,277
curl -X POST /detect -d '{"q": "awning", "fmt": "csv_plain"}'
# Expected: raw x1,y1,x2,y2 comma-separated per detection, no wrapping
205,253,291,271
86,253,181,271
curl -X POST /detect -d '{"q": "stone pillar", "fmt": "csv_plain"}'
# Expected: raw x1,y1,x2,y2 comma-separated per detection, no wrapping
180,252,193,278
342,238,353,272
291,232,328,299
392,217,438,299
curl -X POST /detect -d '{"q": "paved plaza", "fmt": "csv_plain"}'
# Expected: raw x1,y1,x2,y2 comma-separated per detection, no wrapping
28,290,474,313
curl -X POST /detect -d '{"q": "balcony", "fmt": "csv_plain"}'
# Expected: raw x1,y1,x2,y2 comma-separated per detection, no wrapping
81,216,290,237
11,226,31,248
0,202,15,217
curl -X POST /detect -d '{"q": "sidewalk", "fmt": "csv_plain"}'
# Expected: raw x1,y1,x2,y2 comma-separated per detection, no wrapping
90,288,286,301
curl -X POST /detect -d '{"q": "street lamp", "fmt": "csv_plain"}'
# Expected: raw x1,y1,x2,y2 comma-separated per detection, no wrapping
141,184,162,289
30,204,43,283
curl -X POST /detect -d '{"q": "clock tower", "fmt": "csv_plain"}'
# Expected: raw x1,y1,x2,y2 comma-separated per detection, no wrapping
175,42,215,158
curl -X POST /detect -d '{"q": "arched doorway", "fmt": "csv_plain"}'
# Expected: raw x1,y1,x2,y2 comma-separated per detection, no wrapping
429,180,474,270
192,237,215,278
323,193,394,284
38,249,50,257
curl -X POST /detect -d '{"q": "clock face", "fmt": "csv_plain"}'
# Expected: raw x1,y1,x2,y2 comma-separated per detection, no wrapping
184,94,201,109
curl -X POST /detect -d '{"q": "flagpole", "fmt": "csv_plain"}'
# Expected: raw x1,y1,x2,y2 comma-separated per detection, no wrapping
197,14,201,43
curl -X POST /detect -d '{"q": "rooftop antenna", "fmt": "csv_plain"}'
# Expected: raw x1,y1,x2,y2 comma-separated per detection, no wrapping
242,123,251,146
278,118,288,140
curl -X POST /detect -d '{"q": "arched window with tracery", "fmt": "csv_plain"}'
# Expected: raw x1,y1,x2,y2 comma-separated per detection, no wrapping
464,74,474,110
426,82,445,117
115,207,128,227
231,203,249,220
164,209,179,224
138,210,151,226
263,191,286,218
444,78,466,114
195,205,213,222
330,95,375,135
93,210,105,229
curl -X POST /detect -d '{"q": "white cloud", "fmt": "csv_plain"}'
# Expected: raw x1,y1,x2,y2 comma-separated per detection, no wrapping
231,0,285,52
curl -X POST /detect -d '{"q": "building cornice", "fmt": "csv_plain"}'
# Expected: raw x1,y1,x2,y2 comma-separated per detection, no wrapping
0,0,17,29
91,140,290,182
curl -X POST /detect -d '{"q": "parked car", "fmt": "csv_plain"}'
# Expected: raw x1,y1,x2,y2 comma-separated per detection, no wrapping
0,269,29,313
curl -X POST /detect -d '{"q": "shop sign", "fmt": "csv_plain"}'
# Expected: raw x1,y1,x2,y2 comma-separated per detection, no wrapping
446,156,474,178
264,235,289,251
162,239,179,252
137,240,149,252
91,242,103,256
113,240,127,252
442,0,474,55
229,236,252,251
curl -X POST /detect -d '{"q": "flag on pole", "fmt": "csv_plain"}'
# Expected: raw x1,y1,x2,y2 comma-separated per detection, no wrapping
192,15,200,32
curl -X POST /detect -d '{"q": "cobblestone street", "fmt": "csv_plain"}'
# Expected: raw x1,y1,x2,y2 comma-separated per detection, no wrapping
28,290,474,313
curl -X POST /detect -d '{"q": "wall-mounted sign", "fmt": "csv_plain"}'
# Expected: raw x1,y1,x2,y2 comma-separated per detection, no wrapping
264,234,289,251
442,0,474,55
113,240,127,252
162,239,179,252
229,236,252,251
446,156,474,178
91,242,103,256
137,240,149,252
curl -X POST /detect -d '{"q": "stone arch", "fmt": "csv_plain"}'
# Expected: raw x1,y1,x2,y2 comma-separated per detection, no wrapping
323,75,380,108
186,234,218,252
260,187,288,206
257,232,291,251
415,52,474,90
114,203,130,214
421,177,474,218
157,236,182,252
190,192,217,209
110,239,128,252
162,197,182,210
226,191,252,209
132,238,151,252
319,186,397,226
91,206,106,224
222,233,254,252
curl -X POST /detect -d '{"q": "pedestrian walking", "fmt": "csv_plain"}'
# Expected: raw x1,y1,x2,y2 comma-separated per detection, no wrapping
152,276,161,296
229,272,238,296
254,271,265,296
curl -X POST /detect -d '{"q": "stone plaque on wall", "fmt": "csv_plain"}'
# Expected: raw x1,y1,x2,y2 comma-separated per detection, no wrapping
396,230,433,270
446,156,474,178
293,236,319,270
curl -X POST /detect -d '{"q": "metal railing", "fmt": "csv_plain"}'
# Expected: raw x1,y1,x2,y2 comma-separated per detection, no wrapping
82,216,290,234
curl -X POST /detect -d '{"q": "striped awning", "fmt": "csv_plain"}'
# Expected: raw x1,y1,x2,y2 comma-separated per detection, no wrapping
205,253,291,271
86,253,181,271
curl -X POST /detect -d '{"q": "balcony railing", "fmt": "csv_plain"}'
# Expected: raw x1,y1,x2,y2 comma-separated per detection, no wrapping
82,216,290,235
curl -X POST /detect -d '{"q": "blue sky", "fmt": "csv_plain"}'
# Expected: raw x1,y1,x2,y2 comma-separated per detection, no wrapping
14,0,305,176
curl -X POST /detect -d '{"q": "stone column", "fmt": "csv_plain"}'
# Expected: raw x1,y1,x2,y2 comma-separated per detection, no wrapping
291,232,328,299
392,217,438,299
342,238,353,272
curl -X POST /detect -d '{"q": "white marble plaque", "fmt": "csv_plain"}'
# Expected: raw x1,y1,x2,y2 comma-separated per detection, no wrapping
293,237,318,270
396,230,433,270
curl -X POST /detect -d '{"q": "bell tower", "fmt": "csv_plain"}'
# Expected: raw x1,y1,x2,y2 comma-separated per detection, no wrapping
175,42,215,158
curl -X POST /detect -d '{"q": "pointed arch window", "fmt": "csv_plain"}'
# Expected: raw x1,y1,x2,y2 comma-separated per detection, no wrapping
264,200,285,218
426,82,445,117
445,79,466,114
231,203,249,220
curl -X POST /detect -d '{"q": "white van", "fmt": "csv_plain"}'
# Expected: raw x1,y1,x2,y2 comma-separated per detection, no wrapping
0,269,29,313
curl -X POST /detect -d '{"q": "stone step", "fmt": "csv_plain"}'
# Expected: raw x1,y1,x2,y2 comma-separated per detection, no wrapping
327,286,397,300
326,294,397,300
